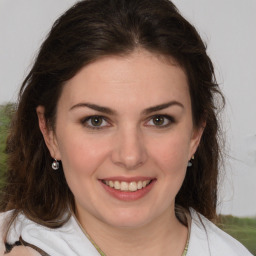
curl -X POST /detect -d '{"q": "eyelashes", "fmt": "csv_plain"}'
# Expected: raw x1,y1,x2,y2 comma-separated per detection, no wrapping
81,114,176,130
145,115,175,128
81,116,110,129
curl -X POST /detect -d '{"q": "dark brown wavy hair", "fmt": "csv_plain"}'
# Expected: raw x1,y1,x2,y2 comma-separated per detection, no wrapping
0,0,224,228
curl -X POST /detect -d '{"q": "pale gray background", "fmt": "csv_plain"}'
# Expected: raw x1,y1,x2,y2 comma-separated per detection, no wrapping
0,0,255,217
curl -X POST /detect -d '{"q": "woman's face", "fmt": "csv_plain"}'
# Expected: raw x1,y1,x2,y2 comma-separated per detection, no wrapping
40,50,203,228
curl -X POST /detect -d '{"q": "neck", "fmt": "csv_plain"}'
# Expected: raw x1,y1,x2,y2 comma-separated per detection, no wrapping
76,207,188,256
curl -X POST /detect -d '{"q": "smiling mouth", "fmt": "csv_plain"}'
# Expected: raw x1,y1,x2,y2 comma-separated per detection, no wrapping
101,180,153,192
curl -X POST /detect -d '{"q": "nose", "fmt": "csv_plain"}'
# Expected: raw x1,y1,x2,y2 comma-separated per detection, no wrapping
111,126,148,170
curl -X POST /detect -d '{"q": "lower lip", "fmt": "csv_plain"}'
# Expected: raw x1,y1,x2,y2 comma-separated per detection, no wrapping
100,180,156,201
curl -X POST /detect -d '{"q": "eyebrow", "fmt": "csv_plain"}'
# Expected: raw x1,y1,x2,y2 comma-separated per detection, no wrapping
142,101,184,115
69,101,184,115
69,103,117,115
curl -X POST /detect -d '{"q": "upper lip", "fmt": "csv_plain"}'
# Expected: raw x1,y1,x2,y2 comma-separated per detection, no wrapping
100,176,155,182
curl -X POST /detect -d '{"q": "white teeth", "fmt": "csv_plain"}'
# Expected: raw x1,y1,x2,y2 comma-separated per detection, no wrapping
129,182,137,192
137,181,142,189
120,181,129,191
114,181,120,189
104,180,151,192
109,181,114,188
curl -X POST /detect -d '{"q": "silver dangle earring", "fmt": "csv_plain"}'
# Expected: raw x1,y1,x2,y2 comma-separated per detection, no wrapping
187,155,194,167
52,159,59,170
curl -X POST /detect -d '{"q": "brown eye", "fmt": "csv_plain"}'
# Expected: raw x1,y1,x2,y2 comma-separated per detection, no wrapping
145,115,174,128
82,115,110,130
152,116,165,126
81,116,110,129
90,116,103,126
81,114,112,130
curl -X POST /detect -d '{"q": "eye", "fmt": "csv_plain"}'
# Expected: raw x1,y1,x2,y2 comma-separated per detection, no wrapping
81,116,110,129
145,115,174,128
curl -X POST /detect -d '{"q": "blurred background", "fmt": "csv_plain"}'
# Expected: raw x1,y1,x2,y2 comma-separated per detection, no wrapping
0,0,255,253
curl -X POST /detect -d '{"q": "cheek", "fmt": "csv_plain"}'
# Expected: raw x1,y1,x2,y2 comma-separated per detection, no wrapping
151,134,190,198
57,133,110,177
151,134,191,166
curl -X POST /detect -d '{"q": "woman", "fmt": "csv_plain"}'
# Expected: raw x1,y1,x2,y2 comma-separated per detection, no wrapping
0,0,252,255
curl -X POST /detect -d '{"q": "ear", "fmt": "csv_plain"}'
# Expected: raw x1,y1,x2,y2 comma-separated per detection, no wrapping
189,122,205,160
36,106,61,160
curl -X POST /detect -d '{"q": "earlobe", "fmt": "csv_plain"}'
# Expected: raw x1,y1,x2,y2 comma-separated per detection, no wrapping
36,106,61,160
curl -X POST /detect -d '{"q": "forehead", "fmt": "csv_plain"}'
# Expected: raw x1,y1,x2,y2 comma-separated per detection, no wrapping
59,50,190,110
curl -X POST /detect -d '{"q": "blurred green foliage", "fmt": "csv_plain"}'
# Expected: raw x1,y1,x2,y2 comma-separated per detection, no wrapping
218,215,256,255
0,103,255,255
0,103,15,188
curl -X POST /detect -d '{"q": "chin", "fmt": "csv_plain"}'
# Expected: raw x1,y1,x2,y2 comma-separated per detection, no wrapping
99,208,155,229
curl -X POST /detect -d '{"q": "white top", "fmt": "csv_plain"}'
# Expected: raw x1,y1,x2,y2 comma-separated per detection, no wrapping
187,209,253,256
0,209,253,256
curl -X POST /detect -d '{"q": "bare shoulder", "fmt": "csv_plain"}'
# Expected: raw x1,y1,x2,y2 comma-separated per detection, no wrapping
1,246,41,256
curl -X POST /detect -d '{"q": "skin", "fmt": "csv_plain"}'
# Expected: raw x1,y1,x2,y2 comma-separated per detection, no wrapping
37,49,204,256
